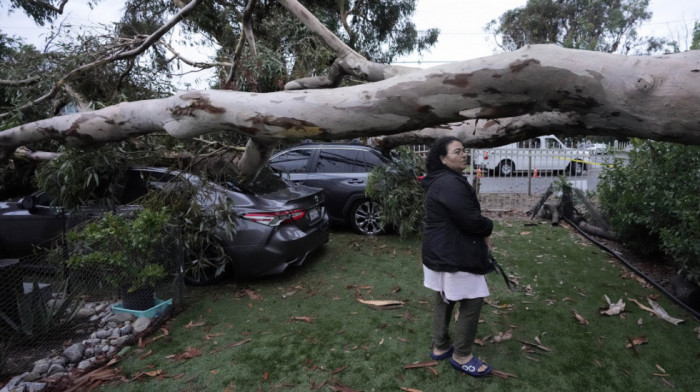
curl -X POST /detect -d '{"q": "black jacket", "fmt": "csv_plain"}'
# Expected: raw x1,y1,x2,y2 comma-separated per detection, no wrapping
421,169,494,274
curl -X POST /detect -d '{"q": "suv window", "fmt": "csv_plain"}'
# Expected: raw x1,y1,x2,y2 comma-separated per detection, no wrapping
315,149,360,173
269,149,312,173
360,151,388,170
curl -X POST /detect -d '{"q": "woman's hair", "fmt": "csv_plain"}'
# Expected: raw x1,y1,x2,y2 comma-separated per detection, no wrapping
426,136,461,173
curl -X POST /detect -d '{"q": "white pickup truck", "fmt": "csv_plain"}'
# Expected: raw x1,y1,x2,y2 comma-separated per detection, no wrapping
472,135,590,176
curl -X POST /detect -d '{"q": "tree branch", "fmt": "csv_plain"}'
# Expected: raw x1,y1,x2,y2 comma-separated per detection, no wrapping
0,76,41,86
278,0,416,90
225,0,258,84
0,0,204,120
28,0,69,14
161,41,232,69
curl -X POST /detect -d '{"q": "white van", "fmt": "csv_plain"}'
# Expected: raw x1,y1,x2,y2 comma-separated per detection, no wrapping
472,135,590,176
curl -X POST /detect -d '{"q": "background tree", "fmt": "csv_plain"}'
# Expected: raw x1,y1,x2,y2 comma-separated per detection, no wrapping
485,0,674,54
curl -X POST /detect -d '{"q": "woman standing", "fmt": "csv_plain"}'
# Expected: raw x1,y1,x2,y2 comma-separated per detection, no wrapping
421,136,494,377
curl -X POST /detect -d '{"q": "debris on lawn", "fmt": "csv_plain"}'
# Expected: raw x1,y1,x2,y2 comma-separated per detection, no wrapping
404,360,438,369
492,330,513,343
518,339,551,352
491,369,518,379
184,320,206,329
356,298,404,310
600,295,626,316
628,298,684,325
290,316,315,323
166,346,202,361
572,310,590,325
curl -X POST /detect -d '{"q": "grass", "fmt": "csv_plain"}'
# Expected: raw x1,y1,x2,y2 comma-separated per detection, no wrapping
95,217,699,392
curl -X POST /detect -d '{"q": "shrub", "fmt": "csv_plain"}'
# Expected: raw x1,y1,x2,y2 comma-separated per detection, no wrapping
65,208,171,292
597,141,700,285
366,147,425,238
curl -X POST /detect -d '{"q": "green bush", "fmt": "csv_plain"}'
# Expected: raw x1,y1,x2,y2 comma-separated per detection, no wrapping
366,147,425,238
598,141,700,285
65,208,171,292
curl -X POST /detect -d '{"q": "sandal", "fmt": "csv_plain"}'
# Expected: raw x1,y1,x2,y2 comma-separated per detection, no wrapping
450,356,492,377
429,345,454,360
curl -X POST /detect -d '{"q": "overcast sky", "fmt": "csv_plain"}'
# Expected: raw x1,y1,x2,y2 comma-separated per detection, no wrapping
396,0,700,67
1,0,699,88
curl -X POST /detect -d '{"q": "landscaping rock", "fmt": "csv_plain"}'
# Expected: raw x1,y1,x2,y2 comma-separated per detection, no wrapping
133,316,151,333
62,343,85,363
4,299,170,392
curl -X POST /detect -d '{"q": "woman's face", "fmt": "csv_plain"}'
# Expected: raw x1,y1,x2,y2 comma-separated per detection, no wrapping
440,140,468,172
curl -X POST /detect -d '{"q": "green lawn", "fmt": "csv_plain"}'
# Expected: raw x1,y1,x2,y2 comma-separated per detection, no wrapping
96,218,699,392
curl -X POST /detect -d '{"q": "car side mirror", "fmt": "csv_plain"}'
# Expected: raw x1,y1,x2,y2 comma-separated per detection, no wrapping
19,196,36,212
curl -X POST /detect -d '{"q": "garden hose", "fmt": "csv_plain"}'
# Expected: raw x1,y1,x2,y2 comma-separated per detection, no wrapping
563,216,700,321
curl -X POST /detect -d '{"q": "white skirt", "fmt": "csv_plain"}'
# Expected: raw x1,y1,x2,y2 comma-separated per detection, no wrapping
423,265,490,301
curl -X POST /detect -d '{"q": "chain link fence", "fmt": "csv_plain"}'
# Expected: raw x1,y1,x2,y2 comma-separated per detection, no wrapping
0,223,185,376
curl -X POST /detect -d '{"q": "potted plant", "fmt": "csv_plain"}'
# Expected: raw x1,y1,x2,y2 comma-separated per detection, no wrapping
65,207,171,310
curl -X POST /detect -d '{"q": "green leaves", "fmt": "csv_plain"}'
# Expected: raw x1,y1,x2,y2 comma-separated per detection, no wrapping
598,141,700,284
366,147,425,238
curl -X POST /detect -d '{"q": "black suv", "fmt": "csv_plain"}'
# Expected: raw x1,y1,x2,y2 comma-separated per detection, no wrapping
269,141,390,235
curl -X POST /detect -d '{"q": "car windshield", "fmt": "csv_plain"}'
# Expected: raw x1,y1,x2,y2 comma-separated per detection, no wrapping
212,167,291,195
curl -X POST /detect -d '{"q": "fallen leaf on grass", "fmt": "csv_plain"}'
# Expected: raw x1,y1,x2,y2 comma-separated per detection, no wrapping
491,369,518,379
600,295,626,316
655,364,666,373
648,299,684,325
210,369,219,375
331,366,347,374
356,298,404,310
400,388,423,392
167,346,202,361
660,378,675,388
625,335,647,348
404,361,438,369
205,333,225,340
184,321,206,329
492,330,513,343
245,289,262,301
518,339,551,352
572,310,589,326
291,316,315,323
628,298,684,325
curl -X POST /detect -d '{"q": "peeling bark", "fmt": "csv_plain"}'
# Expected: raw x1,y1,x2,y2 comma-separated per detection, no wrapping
1,45,699,163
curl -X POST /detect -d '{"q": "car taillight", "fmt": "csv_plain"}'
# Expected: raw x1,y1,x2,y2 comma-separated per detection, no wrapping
242,209,306,226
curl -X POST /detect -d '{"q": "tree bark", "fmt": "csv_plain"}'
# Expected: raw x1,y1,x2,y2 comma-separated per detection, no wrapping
2,45,699,163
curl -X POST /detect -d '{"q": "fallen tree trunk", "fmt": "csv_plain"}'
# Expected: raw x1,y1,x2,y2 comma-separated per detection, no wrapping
2,45,699,174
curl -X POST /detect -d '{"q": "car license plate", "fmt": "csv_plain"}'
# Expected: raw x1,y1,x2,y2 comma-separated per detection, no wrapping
309,207,320,221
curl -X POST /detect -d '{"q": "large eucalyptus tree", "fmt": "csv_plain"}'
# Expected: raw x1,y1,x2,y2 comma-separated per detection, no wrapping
0,0,698,182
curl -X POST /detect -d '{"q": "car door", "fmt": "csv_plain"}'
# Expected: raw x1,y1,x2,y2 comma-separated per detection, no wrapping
302,147,367,222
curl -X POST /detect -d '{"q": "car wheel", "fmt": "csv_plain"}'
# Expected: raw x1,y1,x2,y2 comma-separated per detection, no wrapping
567,161,584,176
497,160,515,177
349,199,383,235
184,248,227,286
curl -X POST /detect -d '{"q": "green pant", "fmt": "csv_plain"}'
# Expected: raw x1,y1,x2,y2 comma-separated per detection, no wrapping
430,291,484,358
